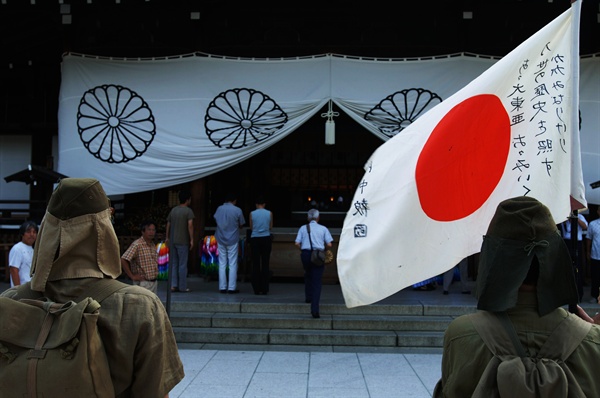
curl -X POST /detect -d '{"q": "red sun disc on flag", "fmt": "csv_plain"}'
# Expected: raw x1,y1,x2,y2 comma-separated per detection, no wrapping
416,94,510,221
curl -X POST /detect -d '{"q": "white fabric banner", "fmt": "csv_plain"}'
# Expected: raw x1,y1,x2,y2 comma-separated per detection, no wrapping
57,8,598,202
55,53,506,195
58,55,331,195
331,55,493,140
337,3,584,307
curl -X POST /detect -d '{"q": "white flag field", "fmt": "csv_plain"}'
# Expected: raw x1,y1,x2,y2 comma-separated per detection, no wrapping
337,1,585,308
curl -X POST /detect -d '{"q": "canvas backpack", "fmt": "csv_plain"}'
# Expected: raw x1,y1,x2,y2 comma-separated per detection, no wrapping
469,311,592,398
0,279,127,398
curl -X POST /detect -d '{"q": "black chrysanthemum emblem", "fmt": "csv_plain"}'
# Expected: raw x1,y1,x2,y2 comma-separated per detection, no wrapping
205,88,287,149
77,84,156,163
365,88,442,137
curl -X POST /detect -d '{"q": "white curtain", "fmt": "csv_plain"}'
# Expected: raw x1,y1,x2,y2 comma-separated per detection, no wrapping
58,52,600,203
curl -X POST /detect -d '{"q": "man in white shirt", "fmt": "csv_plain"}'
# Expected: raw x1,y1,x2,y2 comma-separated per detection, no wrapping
586,207,600,303
9,220,38,287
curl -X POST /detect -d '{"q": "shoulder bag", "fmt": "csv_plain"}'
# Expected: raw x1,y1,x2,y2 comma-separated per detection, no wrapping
306,223,333,265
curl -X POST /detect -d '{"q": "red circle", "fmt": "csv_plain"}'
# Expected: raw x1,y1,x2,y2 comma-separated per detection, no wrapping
416,94,510,221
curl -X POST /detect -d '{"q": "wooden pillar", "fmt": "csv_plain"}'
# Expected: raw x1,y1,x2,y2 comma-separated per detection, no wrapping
189,179,206,274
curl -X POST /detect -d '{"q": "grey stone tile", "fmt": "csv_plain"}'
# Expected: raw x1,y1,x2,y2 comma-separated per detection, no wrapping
177,349,218,371
170,374,195,398
245,372,308,398
178,384,248,398
366,375,431,397
306,386,370,398
308,353,366,389
404,353,443,393
256,351,310,373
357,353,412,375
187,356,259,387
212,350,264,361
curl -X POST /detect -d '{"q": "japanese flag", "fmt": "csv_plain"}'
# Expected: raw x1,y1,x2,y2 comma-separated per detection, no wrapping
337,1,585,308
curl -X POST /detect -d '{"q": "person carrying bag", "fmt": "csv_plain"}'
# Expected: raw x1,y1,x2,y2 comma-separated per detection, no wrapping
295,209,334,319
307,223,333,266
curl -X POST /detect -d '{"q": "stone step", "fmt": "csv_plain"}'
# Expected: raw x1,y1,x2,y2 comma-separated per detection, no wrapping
167,297,473,349
397,331,445,347
333,314,453,331
170,311,454,331
175,327,270,345
169,300,600,350
173,327,445,348
169,301,476,316
268,329,397,346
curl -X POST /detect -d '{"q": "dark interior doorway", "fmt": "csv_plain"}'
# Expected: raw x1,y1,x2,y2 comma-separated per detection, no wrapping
205,104,383,229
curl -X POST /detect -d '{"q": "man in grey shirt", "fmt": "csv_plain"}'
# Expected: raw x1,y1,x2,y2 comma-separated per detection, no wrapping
166,189,195,293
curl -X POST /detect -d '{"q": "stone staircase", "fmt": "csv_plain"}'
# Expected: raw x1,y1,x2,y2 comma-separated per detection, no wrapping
169,298,478,352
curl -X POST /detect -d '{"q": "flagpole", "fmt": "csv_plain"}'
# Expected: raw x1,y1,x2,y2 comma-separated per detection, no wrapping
568,0,583,313
570,0,585,210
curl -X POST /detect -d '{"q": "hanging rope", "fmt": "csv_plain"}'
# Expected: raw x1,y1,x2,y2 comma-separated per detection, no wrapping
320,100,339,122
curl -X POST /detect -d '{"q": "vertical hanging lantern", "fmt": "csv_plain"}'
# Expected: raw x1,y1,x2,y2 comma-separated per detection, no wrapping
321,100,339,145
325,120,335,145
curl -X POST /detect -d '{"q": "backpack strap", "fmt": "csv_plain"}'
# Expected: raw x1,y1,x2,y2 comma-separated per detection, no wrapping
538,313,592,360
69,278,129,318
306,223,314,251
469,312,516,398
469,311,523,357
24,299,84,398
495,312,527,357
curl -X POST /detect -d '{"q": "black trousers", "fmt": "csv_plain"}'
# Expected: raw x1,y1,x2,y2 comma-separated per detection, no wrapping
301,249,325,315
590,258,600,301
564,238,585,301
250,236,272,294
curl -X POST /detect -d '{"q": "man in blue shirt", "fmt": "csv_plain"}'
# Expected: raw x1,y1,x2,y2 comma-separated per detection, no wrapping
214,193,245,293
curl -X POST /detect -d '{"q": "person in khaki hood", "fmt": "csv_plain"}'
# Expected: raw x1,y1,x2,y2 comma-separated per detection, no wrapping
1,178,184,398
28,177,121,290
434,196,600,398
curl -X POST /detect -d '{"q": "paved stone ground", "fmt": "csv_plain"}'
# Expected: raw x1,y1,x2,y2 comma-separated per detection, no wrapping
172,348,442,398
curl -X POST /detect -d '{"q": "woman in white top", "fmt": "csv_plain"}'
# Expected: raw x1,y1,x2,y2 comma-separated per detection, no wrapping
249,196,273,295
